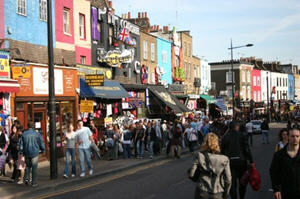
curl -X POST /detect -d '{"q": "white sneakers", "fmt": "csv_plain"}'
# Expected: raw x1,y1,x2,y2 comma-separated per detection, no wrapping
89,169,93,175
80,173,85,177
79,170,93,177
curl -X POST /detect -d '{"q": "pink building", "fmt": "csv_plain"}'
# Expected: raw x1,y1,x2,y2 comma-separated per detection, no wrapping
0,0,5,45
252,69,262,102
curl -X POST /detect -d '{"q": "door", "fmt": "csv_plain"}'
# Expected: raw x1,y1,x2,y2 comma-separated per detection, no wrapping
33,111,48,160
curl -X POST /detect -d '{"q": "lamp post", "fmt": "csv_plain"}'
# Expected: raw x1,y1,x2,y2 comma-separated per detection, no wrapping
47,0,57,179
228,40,253,118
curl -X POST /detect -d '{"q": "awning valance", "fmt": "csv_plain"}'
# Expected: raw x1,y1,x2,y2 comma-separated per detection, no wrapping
80,78,130,99
0,79,20,93
148,85,190,113
200,94,216,104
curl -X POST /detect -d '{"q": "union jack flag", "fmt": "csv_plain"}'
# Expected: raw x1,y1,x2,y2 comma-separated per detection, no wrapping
118,28,136,46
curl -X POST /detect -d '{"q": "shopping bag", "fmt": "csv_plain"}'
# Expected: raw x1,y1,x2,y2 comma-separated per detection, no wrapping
249,162,261,191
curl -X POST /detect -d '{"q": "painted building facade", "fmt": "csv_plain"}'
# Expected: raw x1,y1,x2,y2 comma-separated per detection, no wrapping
156,37,171,86
295,74,300,101
200,60,211,95
270,72,288,100
260,70,271,104
251,69,261,102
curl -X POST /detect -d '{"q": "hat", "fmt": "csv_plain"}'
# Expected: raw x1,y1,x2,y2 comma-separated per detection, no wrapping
163,120,167,123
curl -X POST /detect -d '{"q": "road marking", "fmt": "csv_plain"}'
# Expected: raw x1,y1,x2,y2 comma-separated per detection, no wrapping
33,159,173,199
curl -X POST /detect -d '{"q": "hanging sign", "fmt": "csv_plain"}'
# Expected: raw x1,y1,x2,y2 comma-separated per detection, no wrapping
85,74,104,87
80,100,94,113
0,54,10,78
12,66,31,79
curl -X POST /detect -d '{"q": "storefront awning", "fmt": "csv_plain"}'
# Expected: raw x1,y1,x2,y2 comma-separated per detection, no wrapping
200,94,216,104
215,100,227,112
80,79,130,99
0,79,20,93
121,84,148,90
148,85,190,113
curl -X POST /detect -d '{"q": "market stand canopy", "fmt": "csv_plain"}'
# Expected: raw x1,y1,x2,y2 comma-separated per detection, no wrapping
80,78,129,99
200,94,216,104
148,85,190,113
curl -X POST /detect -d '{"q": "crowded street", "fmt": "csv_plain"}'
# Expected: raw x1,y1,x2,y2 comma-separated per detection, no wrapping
18,123,283,199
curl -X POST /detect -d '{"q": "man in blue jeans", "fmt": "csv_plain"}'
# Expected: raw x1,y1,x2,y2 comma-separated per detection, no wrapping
19,121,45,187
76,120,94,177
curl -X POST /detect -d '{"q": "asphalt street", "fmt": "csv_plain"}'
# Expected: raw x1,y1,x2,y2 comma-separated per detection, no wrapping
37,124,284,199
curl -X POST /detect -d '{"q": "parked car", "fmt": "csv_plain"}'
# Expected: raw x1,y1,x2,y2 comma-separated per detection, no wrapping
250,120,262,134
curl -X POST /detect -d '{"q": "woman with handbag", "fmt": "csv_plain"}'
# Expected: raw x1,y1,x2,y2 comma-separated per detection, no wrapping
189,133,231,199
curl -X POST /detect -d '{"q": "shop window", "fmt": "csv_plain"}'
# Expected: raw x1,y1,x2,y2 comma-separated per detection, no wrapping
39,0,47,21
27,103,32,122
16,102,24,110
63,8,71,35
79,13,86,39
17,0,27,16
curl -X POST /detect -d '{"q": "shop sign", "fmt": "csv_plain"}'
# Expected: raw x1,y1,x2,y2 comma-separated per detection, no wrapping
80,100,94,113
168,84,184,93
0,54,10,78
77,64,112,80
12,66,31,79
85,74,104,87
33,67,63,95
104,117,113,126
97,49,134,67
119,18,140,35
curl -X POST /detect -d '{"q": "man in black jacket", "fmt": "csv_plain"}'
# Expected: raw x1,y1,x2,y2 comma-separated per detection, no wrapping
221,121,253,199
270,128,300,199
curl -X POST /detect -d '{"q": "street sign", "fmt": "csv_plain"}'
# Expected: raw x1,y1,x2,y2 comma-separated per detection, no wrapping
80,100,94,113
85,74,104,87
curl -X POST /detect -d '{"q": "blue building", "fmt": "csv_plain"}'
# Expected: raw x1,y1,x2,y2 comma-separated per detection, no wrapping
156,37,172,85
288,74,295,100
4,0,55,47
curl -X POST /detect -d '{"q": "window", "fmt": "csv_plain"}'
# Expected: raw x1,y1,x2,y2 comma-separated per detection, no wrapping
253,76,256,86
39,0,47,21
63,8,71,34
257,91,261,101
242,86,246,100
226,71,235,83
184,42,187,56
151,43,155,62
109,27,113,45
79,14,86,39
162,50,167,64
254,91,257,102
184,62,187,79
143,41,148,60
17,0,26,15
247,86,251,100
280,78,282,87
257,77,260,86
80,56,86,64
247,71,251,82
194,66,197,78
241,71,246,82
188,63,191,78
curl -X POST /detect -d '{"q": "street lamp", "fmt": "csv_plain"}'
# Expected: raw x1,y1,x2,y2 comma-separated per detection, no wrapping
228,40,253,119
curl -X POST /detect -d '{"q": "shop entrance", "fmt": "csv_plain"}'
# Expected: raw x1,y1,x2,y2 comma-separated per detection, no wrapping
33,110,48,160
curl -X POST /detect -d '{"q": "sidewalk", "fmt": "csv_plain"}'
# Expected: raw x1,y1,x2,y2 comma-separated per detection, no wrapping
0,146,193,199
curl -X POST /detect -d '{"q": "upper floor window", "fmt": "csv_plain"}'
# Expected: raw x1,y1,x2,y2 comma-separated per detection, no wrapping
150,43,155,62
143,41,148,60
253,76,256,86
257,76,260,86
39,0,47,21
79,13,86,39
241,71,246,82
226,71,235,83
80,56,86,64
63,8,71,35
17,0,27,16
247,71,251,82
162,50,167,64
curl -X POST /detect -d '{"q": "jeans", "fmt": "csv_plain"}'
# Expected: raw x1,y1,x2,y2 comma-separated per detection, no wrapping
262,130,269,144
188,141,197,152
25,156,39,185
113,141,119,160
248,133,253,146
149,141,154,157
78,148,93,174
136,140,145,158
64,148,76,176
230,159,248,199
122,144,131,159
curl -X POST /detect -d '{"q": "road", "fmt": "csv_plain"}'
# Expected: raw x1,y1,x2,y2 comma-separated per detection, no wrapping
34,124,283,199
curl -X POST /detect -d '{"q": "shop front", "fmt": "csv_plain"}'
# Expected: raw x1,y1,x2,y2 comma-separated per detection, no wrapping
11,64,78,159
198,94,216,115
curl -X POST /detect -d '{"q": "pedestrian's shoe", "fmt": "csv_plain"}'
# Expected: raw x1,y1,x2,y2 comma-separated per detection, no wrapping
71,174,75,178
17,180,23,185
150,156,153,159
63,174,68,179
80,173,85,177
32,183,39,187
89,170,93,175
25,179,30,185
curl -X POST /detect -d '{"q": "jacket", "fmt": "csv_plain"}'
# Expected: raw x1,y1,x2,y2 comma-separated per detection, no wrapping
189,152,231,196
270,145,300,196
221,130,253,163
261,121,269,131
19,129,45,158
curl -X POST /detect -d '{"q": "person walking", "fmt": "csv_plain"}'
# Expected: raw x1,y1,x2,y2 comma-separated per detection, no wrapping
171,122,182,159
16,126,25,185
89,120,101,160
19,122,45,187
261,119,270,144
121,125,132,159
161,120,168,148
112,124,121,160
221,121,253,199
76,119,93,177
62,122,76,179
135,122,145,159
275,128,288,152
270,128,300,199
8,125,19,182
245,120,253,147
183,123,198,153
149,122,157,159
189,133,231,199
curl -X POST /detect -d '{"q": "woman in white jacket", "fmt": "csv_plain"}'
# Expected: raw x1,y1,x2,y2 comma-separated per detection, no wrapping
189,133,231,199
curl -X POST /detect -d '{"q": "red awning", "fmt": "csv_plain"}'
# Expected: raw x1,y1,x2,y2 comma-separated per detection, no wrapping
0,79,20,93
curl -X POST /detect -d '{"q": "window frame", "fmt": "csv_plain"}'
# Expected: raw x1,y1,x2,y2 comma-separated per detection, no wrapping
17,0,27,16
226,71,235,83
39,0,47,21
143,41,148,60
150,43,155,62
80,56,86,65
79,13,86,40
63,8,71,35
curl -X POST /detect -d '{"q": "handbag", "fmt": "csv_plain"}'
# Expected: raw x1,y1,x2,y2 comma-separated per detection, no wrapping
188,166,201,182
249,162,261,191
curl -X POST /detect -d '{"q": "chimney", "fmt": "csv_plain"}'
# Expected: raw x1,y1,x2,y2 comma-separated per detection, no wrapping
108,1,113,8
142,12,145,18
166,26,169,32
145,12,148,18
157,25,160,31
138,12,141,18
128,12,131,19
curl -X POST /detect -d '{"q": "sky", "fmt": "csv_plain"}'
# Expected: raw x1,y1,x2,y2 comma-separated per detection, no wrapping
113,0,300,66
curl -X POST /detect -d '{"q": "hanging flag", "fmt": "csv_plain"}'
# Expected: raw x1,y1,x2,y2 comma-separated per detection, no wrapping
118,28,136,46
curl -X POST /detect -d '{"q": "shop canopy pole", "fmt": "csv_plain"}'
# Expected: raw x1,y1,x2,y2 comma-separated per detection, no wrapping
47,0,57,179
